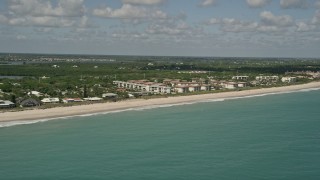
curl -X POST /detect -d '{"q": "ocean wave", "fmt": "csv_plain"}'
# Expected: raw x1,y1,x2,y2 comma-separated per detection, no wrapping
1,87,319,128
0,118,54,128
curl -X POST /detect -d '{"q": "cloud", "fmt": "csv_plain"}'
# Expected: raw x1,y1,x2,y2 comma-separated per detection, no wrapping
121,0,166,5
16,35,27,40
146,22,191,35
92,4,167,21
246,0,271,8
296,22,316,31
7,0,86,17
0,0,89,28
206,11,295,33
311,10,320,24
280,0,308,9
222,19,259,32
206,18,221,25
206,18,258,32
111,31,149,41
198,0,217,7
256,25,284,32
260,11,294,27
8,16,75,27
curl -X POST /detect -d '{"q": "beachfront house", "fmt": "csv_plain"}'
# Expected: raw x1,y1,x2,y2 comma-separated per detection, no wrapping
41,98,60,103
0,100,16,108
62,98,84,103
223,82,238,89
19,98,41,107
28,91,43,97
237,82,247,88
102,93,118,99
281,77,297,83
83,97,103,101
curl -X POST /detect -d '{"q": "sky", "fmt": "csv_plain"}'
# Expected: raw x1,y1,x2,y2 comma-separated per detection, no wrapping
0,0,320,58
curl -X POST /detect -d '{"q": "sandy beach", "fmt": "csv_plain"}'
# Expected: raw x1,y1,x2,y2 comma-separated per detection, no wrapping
1,81,320,123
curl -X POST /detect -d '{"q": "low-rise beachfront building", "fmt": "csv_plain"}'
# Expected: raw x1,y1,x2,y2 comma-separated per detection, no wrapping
149,84,171,94
174,86,189,93
256,76,279,82
223,82,238,89
41,98,60,103
83,97,103,101
0,100,16,108
28,91,43,97
189,85,201,92
237,82,247,88
19,98,40,107
176,82,200,87
62,98,84,103
173,85,209,93
201,85,211,91
102,93,118,99
281,77,297,83
232,76,249,81
113,80,171,94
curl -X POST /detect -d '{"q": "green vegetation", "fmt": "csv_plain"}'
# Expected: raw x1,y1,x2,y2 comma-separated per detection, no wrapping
0,53,319,110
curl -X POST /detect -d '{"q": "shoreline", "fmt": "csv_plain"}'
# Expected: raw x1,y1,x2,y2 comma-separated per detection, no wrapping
1,81,320,123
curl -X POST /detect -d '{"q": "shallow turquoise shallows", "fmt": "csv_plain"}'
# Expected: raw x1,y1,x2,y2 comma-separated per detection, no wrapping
1,90,320,179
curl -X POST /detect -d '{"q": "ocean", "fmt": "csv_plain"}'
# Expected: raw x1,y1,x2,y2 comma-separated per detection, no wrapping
1,89,320,179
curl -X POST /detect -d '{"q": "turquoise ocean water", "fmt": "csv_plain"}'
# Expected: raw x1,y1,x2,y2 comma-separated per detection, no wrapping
1,89,320,179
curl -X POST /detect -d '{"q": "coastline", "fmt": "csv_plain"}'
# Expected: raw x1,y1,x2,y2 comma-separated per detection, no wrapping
1,81,320,123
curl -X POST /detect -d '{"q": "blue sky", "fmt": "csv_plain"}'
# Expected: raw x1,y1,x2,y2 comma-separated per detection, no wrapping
0,0,320,57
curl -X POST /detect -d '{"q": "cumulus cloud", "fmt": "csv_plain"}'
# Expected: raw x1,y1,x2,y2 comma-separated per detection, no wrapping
206,11,295,33
121,0,165,5
112,31,149,41
206,18,258,32
7,0,86,17
8,16,75,27
92,4,167,21
296,22,316,31
146,22,191,35
280,0,308,9
260,11,294,27
0,0,88,28
206,18,221,24
198,0,217,7
246,0,271,8
223,19,258,32
256,25,284,32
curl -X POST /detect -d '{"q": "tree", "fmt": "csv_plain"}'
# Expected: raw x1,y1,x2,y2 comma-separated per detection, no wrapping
83,84,88,98
11,94,16,103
